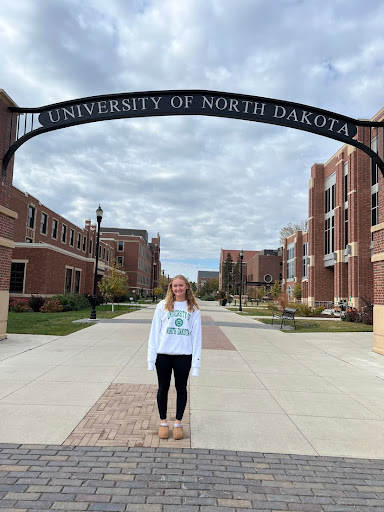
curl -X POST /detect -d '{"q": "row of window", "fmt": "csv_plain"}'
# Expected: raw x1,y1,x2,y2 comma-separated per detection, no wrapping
10,263,82,295
26,205,113,262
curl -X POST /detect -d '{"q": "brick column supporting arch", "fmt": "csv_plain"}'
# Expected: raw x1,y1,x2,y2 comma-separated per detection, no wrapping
372,130,384,354
0,90,18,339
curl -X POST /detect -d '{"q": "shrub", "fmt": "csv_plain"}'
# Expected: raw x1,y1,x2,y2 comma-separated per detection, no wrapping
9,298,29,312
297,303,313,316
200,295,216,301
342,309,361,323
361,299,373,325
40,299,63,313
84,294,105,307
52,293,90,311
313,306,325,316
28,295,46,312
276,293,288,311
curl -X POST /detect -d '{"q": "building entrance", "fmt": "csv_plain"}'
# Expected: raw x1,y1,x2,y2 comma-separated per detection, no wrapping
0,89,384,351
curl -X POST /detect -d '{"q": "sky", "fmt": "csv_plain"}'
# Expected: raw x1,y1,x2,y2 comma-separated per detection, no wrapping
1,0,384,282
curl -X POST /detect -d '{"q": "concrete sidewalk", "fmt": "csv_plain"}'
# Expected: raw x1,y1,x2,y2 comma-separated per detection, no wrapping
0,300,383,459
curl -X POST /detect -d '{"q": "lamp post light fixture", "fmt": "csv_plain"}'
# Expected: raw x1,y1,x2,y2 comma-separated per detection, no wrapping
239,249,244,312
162,269,165,297
90,205,103,320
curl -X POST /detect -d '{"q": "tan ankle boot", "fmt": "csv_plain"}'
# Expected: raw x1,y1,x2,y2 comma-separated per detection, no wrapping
158,425,169,439
173,425,184,440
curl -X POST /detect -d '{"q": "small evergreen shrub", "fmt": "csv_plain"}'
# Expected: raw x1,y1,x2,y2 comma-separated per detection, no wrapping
9,298,29,312
40,299,63,313
201,295,216,301
313,306,325,316
52,293,90,311
28,295,46,312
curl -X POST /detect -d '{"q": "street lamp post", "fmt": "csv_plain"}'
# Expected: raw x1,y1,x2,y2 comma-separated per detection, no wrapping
90,205,103,320
239,249,244,312
152,261,157,302
162,269,165,298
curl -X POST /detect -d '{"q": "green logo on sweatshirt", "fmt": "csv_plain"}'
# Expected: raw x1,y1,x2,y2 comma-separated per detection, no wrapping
175,318,183,327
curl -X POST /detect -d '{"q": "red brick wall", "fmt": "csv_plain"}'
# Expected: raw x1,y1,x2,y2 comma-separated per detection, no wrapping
0,93,16,293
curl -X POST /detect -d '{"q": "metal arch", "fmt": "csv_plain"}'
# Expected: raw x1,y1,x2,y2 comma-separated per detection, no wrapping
2,89,384,176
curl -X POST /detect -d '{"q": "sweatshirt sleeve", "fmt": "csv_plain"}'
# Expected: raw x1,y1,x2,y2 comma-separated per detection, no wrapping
147,302,163,370
191,308,202,376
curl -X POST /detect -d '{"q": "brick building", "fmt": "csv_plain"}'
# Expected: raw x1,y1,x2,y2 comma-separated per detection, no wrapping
10,186,161,298
282,108,383,312
246,249,282,291
100,228,161,296
219,249,281,295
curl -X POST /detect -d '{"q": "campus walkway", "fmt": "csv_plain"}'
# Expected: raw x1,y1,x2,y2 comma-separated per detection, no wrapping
1,301,384,510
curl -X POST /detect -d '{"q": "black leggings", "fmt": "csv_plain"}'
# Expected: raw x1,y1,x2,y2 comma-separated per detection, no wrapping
155,354,192,421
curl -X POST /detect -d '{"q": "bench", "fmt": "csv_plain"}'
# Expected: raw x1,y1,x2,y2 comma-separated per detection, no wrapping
129,297,140,309
271,307,297,329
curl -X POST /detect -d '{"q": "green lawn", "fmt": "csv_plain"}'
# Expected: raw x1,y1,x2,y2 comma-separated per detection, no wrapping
7,305,140,336
257,318,373,333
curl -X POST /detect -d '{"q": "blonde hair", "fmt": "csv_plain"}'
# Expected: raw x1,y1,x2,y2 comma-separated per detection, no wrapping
164,274,199,313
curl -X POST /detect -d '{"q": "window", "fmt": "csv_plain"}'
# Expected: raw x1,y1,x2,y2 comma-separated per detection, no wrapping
89,239,93,256
10,262,25,293
69,229,74,246
61,224,67,243
107,249,109,262
372,191,378,227
103,248,106,260
264,274,272,283
344,161,349,248
74,270,81,294
82,236,87,252
287,243,295,280
25,237,33,243
371,136,378,186
344,208,348,247
40,213,48,234
27,206,35,229
117,256,124,266
77,233,81,250
303,242,308,278
118,241,124,251
65,268,73,293
324,173,336,256
52,219,58,239
371,137,379,229
99,245,102,258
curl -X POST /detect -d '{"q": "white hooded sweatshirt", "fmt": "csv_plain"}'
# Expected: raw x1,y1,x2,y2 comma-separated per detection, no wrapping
147,300,202,376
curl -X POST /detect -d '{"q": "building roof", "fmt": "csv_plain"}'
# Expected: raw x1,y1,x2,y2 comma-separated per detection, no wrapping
197,271,219,279
101,228,148,242
220,250,260,262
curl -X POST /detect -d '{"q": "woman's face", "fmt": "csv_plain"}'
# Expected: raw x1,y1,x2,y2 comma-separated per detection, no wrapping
172,278,188,301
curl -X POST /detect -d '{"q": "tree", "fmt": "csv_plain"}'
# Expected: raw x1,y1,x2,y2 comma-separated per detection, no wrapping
200,278,219,296
271,280,282,298
190,281,197,293
222,253,233,295
279,220,308,244
294,283,302,301
232,255,241,294
98,263,129,312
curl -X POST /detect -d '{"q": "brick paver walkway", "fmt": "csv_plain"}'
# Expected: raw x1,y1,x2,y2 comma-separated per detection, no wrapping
64,385,191,449
64,317,234,449
1,444,384,511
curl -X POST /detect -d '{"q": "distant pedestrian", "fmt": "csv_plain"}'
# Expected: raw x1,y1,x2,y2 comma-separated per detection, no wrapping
148,275,201,440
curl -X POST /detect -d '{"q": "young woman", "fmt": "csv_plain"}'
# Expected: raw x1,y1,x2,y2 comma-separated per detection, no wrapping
148,275,201,440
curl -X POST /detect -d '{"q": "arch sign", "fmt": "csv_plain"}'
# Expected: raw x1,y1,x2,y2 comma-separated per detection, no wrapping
3,89,384,175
